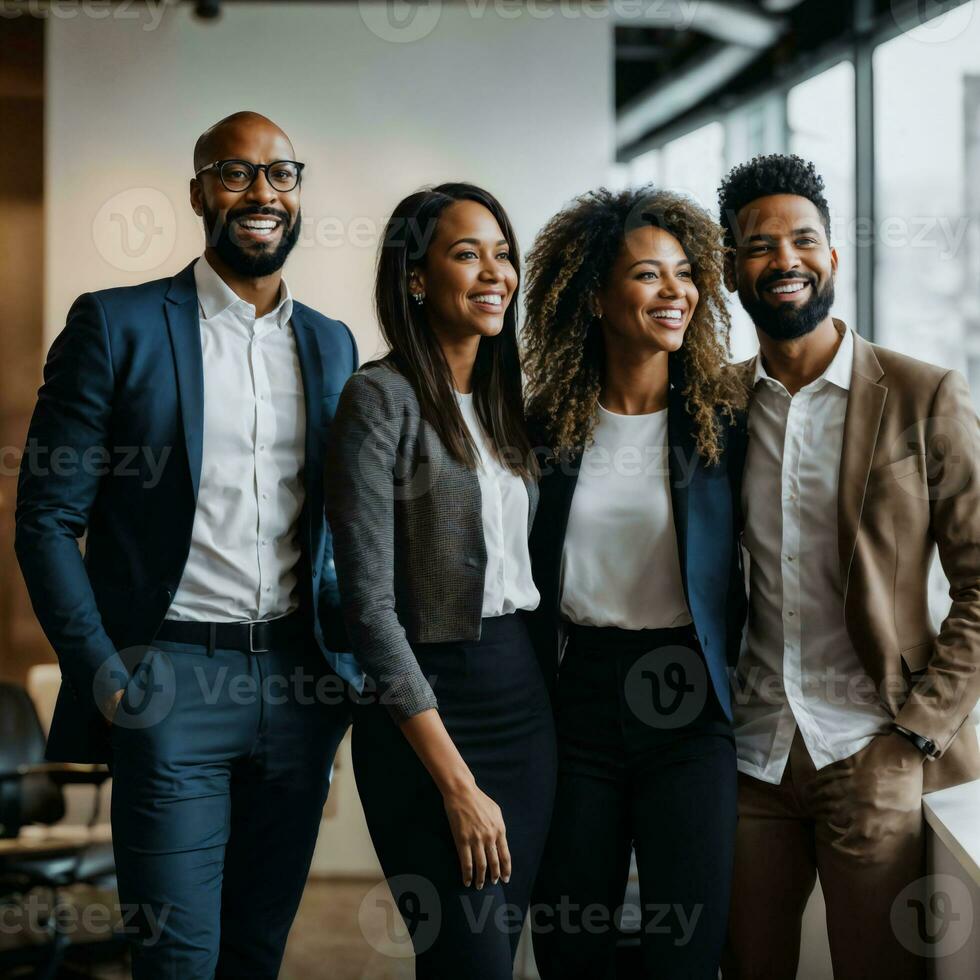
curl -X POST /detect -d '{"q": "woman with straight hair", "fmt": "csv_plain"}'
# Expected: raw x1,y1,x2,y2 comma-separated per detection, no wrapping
325,182,556,978
521,186,748,979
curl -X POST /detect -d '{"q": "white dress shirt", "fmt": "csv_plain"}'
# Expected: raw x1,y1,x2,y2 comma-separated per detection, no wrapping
167,255,306,623
735,326,892,783
560,404,692,630
455,391,540,618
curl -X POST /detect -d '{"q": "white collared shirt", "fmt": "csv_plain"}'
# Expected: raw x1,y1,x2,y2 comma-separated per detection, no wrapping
560,404,691,630
455,391,540,618
735,326,892,783
167,255,306,623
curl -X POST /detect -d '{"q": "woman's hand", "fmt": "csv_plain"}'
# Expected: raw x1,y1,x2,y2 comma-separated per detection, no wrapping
398,708,513,888
442,779,512,889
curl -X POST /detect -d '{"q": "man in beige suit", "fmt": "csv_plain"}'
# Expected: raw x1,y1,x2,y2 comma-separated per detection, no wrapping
718,154,980,979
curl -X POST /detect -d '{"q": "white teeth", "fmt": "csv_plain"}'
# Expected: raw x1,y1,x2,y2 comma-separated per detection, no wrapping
770,281,806,294
472,295,502,306
240,220,278,231
651,309,683,320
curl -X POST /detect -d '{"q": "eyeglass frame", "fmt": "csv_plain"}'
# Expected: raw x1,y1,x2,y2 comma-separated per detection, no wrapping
193,158,306,193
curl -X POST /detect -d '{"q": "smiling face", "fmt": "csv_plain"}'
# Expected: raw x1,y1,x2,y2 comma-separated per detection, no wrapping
190,115,301,278
411,199,518,343
730,193,838,341
595,223,699,355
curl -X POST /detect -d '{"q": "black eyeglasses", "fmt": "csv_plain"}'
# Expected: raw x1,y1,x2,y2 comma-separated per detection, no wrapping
194,159,305,193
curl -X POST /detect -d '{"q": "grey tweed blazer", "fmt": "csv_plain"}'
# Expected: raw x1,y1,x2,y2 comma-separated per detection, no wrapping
324,357,539,723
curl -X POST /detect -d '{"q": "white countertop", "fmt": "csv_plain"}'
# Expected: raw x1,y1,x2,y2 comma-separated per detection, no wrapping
923,779,980,887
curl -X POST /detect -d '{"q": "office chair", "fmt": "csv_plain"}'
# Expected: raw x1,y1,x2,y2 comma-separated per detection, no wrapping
0,682,122,979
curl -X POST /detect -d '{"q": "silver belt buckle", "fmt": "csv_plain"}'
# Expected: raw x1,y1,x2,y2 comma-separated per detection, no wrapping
248,621,269,654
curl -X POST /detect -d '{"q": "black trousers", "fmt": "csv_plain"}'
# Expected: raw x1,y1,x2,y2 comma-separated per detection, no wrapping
530,622,737,980
351,612,557,979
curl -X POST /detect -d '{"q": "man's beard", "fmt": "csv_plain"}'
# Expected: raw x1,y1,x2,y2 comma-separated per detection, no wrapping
740,274,835,341
202,202,301,277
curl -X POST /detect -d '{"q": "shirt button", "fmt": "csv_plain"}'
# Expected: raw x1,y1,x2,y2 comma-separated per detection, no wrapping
786,610,796,618
259,445,266,452
786,555,796,562
262,493,268,500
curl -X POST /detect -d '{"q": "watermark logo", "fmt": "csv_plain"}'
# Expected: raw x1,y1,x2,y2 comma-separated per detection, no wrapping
891,873,973,957
92,187,176,273
93,646,177,730
891,0,975,44
355,415,446,503
882,415,975,501
624,643,708,729
358,875,441,957
0,0,175,31
358,0,442,43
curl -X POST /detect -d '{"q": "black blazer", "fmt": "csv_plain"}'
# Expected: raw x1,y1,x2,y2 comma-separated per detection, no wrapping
523,365,748,720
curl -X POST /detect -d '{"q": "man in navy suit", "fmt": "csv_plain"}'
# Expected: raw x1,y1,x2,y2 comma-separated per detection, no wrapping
15,111,363,978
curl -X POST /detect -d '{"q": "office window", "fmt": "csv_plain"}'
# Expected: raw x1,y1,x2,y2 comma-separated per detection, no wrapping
874,0,980,403
722,97,789,361
660,122,755,360
628,147,662,188
788,60,858,335
875,0,980,635
661,122,725,215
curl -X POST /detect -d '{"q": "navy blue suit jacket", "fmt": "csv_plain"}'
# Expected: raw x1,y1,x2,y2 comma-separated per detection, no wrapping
15,260,364,763
524,363,748,720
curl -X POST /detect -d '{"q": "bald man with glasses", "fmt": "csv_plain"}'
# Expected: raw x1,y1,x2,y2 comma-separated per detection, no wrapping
16,112,363,978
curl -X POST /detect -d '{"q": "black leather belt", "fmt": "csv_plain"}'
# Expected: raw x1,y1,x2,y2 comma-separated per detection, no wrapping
154,611,305,654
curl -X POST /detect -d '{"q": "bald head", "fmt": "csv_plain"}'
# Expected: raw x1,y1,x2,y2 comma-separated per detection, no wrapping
193,111,295,173
189,110,302,280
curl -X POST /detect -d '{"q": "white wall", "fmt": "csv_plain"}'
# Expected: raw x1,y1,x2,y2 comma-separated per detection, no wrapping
45,0,612,876
45,1,614,357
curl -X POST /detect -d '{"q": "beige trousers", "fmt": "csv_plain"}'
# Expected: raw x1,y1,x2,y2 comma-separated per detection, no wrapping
723,728,928,980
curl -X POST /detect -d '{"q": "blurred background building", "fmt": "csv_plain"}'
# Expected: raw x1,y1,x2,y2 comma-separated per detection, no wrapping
1,1,978,977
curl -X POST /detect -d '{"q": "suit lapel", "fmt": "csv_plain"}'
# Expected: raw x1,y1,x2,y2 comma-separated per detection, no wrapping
289,305,325,566
729,358,756,533
727,414,749,533
290,304,324,464
165,262,204,500
542,448,582,615
837,332,887,591
667,379,693,596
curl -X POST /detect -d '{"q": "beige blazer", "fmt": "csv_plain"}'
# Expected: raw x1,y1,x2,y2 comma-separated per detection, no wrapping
739,321,980,792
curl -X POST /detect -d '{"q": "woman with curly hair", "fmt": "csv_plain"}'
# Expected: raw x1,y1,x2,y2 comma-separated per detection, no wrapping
521,186,748,979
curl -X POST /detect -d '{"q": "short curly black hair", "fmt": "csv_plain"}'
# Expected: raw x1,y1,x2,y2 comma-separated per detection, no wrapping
718,153,831,250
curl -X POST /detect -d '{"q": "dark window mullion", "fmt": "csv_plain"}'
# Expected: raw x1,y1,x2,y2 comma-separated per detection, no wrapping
855,0,876,342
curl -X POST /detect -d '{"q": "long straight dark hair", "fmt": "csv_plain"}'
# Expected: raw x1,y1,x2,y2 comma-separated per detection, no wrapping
374,182,537,479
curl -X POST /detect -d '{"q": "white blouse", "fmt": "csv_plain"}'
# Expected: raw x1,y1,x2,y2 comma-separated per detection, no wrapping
560,404,691,630
455,391,540,618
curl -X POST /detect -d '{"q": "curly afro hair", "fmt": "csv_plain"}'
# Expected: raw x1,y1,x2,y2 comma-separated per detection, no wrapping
718,153,831,250
521,186,746,465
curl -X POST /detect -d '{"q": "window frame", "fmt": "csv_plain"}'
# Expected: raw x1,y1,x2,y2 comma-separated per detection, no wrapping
615,0,976,344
